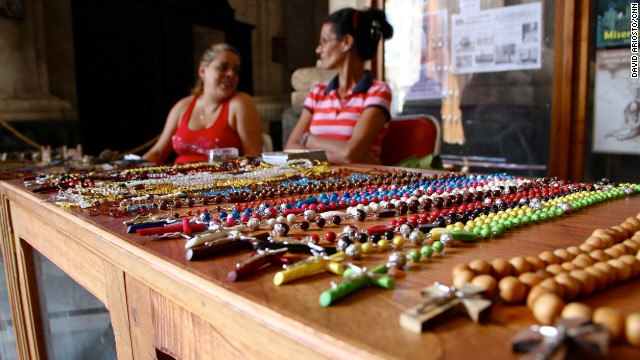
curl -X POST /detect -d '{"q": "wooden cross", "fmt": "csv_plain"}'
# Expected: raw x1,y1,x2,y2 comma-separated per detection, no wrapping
319,264,393,307
511,317,610,360
400,282,492,333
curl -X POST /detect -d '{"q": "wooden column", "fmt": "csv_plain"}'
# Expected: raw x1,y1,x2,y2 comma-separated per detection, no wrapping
550,0,591,181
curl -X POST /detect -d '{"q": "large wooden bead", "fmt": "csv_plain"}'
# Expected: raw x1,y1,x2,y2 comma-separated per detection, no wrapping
537,278,566,299
539,251,560,265
620,222,637,236
625,216,640,229
468,259,492,275
607,258,632,282
560,302,592,320
490,258,513,279
471,274,498,299
612,243,631,255
451,263,471,279
571,253,594,269
589,249,611,263
453,269,476,288
532,293,564,325
525,256,546,272
566,245,583,257
578,243,596,254
545,263,565,276
593,307,625,342
604,247,625,259
568,269,596,297
509,256,531,276
619,254,640,278
610,225,629,241
526,285,552,309
622,239,640,254
626,313,640,347
554,273,581,301
560,262,579,272
518,272,542,291
591,229,616,246
585,236,607,249
592,261,617,286
584,265,608,291
553,248,574,263
498,276,527,304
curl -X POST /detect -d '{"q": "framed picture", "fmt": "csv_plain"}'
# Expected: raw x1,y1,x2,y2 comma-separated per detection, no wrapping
0,0,24,20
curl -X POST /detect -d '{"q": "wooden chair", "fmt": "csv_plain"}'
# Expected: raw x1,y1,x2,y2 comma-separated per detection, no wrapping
380,114,442,166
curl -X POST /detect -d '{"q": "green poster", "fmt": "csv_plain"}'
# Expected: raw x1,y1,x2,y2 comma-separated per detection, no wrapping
596,0,638,49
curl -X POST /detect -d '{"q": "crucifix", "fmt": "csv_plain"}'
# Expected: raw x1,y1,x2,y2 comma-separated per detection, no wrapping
254,236,338,255
319,263,393,307
273,246,345,286
136,220,207,236
227,248,294,282
511,317,610,360
399,282,492,333
184,224,247,248
185,231,269,261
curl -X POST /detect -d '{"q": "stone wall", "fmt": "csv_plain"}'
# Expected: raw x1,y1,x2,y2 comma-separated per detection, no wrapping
0,0,74,123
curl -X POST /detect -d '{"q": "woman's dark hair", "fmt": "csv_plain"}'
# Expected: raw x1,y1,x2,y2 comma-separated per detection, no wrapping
325,7,393,60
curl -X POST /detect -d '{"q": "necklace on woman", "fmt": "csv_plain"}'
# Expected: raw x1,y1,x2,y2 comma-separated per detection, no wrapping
200,101,221,122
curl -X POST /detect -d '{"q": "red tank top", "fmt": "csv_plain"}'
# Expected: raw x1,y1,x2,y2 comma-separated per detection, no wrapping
171,95,243,164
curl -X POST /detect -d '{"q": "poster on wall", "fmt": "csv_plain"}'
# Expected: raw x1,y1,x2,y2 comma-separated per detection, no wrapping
450,2,542,74
596,0,637,49
593,49,640,154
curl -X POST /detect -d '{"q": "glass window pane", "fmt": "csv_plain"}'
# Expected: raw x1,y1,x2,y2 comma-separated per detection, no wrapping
33,251,117,360
0,251,18,360
385,0,555,177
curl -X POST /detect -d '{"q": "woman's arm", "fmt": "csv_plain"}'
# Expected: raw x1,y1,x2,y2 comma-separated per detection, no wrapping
304,106,387,164
229,92,263,156
142,96,190,164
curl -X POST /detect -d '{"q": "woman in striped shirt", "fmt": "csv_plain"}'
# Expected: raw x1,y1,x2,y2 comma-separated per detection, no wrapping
285,8,394,164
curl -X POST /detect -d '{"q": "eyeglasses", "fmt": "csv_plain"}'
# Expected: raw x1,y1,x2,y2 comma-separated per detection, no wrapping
318,37,337,48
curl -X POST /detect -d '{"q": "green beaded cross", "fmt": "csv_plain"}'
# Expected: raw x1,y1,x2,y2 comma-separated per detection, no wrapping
319,264,394,307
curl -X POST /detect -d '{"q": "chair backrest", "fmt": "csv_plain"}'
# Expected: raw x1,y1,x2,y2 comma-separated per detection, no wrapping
380,114,442,166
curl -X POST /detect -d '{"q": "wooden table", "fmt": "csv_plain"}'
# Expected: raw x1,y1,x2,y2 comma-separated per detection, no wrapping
1,171,640,359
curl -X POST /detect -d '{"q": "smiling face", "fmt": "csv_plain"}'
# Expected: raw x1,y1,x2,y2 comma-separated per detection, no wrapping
316,23,346,70
199,50,240,100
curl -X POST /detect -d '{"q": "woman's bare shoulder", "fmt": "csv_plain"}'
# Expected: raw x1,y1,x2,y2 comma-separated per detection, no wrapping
229,91,254,104
172,95,197,112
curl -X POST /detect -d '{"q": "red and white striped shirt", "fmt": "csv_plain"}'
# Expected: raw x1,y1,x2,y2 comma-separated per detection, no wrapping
303,71,392,156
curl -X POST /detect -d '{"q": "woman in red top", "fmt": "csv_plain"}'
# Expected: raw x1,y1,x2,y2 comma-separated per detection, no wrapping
143,43,263,164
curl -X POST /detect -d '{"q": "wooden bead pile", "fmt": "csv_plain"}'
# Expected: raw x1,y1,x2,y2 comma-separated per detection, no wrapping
451,214,640,346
